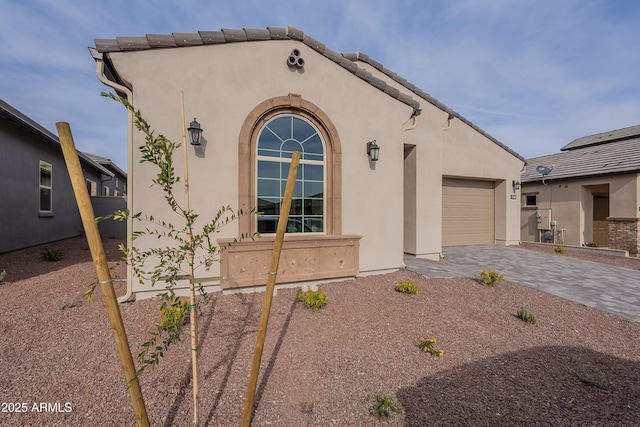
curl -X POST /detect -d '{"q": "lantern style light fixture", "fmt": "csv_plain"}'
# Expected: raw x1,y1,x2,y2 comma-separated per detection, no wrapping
366,140,380,161
188,118,202,146
512,180,521,191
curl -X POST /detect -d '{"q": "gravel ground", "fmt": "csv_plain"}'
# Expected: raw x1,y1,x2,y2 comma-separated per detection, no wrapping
1,237,639,426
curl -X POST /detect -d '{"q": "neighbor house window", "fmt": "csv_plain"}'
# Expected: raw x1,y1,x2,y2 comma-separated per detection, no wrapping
39,161,52,212
86,179,97,196
256,115,324,233
103,187,109,196
524,194,537,206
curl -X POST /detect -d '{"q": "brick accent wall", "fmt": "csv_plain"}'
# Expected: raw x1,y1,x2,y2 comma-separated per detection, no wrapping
608,218,640,255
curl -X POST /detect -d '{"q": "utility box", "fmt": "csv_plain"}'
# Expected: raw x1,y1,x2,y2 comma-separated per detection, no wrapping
536,209,552,230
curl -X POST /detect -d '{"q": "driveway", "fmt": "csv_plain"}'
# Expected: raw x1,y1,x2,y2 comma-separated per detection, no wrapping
404,245,640,323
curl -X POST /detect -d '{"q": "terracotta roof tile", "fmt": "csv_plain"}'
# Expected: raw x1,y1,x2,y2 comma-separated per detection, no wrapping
173,32,203,46
522,136,640,182
285,26,304,41
116,36,150,51
147,34,176,48
199,31,226,44
221,28,247,42
267,27,289,40
303,34,325,54
244,28,271,41
561,124,640,151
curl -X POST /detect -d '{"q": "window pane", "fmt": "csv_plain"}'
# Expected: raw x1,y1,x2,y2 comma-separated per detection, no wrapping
293,118,317,142
282,139,303,155
265,117,292,141
304,181,323,198
303,164,323,181
280,163,303,180
307,218,324,232
40,188,51,211
258,197,280,215
258,179,280,197
258,128,282,151
258,161,279,179
290,198,302,215
40,167,52,186
303,134,323,154
257,217,278,233
304,199,323,215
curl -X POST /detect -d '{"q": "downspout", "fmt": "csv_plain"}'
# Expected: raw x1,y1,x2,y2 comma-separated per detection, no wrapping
94,54,135,303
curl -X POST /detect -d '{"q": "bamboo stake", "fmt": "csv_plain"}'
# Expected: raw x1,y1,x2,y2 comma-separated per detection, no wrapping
56,122,149,427
241,151,301,427
180,92,200,426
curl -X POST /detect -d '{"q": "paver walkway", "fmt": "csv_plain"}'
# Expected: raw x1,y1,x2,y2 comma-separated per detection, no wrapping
404,245,640,323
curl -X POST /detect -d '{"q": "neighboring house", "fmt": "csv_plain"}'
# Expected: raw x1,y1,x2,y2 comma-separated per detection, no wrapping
520,125,640,254
0,98,126,253
92,26,525,299
83,152,127,197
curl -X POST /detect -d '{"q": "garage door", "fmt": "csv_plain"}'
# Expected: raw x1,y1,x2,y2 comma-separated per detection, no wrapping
442,178,495,246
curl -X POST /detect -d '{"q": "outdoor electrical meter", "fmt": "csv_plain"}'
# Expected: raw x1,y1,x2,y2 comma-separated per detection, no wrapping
536,209,552,230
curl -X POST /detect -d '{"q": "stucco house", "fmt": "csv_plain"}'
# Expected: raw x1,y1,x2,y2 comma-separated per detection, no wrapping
520,124,640,254
0,98,125,253
91,26,525,299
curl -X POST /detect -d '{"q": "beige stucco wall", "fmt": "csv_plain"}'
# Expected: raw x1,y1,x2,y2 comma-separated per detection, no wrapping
106,39,524,298
520,173,639,246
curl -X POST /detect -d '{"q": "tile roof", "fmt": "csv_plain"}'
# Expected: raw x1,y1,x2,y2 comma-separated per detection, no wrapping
83,152,127,177
521,135,640,183
0,98,113,176
561,124,640,151
93,25,524,162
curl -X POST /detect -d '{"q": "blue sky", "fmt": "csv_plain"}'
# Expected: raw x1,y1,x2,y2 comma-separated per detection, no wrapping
2,0,640,171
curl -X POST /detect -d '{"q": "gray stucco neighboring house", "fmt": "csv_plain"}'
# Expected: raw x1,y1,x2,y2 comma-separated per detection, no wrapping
520,124,640,254
0,98,125,253
83,152,127,197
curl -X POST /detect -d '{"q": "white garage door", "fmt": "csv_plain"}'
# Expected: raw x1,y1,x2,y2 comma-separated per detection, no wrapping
442,178,495,246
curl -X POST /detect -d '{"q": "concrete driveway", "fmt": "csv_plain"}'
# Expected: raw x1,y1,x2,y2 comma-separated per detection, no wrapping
404,245,640,323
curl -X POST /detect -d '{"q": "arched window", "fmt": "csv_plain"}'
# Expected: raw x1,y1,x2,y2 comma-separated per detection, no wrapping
256,115,325,233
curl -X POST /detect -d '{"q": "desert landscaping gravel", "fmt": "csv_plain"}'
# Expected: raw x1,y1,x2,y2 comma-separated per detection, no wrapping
1,237,639,426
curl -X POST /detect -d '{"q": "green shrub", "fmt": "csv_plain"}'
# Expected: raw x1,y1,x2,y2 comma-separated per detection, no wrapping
416,337,444,357
554,246,565,254
368,395,403,419
577,369,604,388
41,248,63,262
516,306,537,324
395,280,418,295
473,270,504,287
297,289,328,311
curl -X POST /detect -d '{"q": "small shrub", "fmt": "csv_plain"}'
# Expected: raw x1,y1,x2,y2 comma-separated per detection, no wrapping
473,270,504,287
554,246,565,254
577,369,604,388
297,289,328,311
158,299,190,339
41,248,63,262
516,306,537,324
60,292,82,310
395,280,418,294
368,395,403,419
416,337,444,357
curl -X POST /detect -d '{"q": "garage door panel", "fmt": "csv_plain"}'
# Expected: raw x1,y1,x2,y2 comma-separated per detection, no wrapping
442,178,495,246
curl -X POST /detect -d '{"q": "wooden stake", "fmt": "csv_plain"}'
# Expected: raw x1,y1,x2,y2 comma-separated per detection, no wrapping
241,151,301,427
56,122,149,427
180,92,200,426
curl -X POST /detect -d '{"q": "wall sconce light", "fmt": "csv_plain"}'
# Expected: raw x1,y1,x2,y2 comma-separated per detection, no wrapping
366,140,380,161
188,118,202,146
512,180,521,191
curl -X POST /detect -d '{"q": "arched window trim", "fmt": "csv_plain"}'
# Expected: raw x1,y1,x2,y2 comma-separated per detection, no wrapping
238,93,342,236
